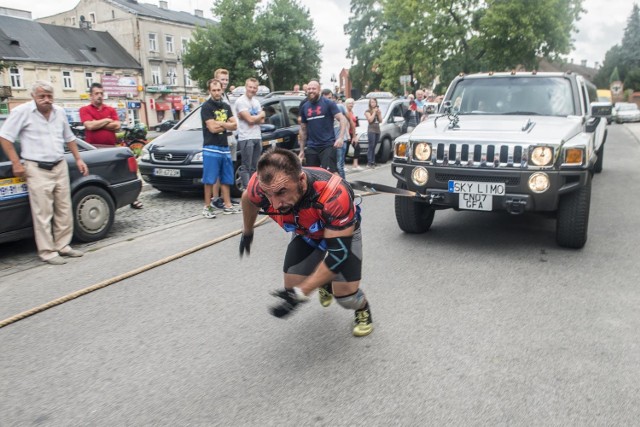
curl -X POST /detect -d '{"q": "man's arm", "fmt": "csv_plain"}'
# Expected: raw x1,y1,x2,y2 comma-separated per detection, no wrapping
241,190,260,235
298,123,307,160
238,110,265,125
82,118,114,131
66,140,89,176
334,112,348,146
0,136,25,177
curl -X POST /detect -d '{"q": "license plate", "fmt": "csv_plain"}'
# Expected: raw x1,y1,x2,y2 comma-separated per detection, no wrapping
263,138,283,147
0,177,29,201
154,168,180,177
449,180,505,211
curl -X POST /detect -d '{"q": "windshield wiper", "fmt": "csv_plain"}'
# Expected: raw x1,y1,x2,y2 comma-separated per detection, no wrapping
503,111,540,115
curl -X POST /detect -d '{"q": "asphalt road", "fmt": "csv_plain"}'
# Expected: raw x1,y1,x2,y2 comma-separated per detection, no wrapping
1,124,640,425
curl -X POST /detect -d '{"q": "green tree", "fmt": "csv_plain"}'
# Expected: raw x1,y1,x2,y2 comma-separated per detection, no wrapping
621,4,640,69
344,0,385,95
182,0,321,91
594,47,623,88
254,0,322,91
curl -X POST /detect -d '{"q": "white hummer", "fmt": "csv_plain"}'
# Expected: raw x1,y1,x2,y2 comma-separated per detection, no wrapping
391,71,612,248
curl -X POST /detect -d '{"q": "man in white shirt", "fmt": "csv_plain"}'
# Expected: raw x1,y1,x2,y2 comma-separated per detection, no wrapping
235,78,265,188
0,80,89,265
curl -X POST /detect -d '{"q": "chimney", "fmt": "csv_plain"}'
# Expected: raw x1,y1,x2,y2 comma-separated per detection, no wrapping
159,1,168,9
194,9,203,17
581,59,587,67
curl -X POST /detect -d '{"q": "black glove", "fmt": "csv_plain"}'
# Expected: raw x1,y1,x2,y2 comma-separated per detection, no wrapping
270,288,309,318
239,233,253,257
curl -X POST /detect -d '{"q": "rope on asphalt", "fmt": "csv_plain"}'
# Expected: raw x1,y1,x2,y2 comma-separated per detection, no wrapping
0,190,381,330
0,216,270,329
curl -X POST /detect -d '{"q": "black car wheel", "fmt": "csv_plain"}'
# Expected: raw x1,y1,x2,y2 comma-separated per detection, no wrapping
556,174,591,249
394,181,435,233
72,186,115,242
231,161,244,198
376,137,392,163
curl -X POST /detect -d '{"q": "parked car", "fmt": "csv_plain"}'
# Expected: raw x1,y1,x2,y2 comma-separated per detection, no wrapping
228,85,271,105
348,96,408,163
613,102,640,123
0,116,143,244
138,94,304,197
154,119,179,132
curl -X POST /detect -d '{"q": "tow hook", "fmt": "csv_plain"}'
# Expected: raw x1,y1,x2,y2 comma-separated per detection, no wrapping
506,198,527,215
429,193,444,204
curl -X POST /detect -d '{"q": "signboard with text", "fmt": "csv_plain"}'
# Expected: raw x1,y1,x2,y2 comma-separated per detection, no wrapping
101,76,138,97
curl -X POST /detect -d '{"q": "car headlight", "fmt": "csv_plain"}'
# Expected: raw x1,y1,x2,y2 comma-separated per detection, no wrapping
528,172,550,193
140,146,150,161
563,148,584,166
358,133,367,143
530,146,553,166
192,151,204,163
413,142,432,161
411,167,429,186
394,141,408,159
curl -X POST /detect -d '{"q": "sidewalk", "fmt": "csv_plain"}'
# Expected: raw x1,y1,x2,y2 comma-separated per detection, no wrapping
623,122,640,143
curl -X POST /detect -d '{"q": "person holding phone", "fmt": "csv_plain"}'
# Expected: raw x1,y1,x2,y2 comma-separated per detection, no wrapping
364,98,383,168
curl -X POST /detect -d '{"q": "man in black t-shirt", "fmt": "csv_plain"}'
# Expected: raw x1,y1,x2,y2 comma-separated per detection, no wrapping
200,79,238,218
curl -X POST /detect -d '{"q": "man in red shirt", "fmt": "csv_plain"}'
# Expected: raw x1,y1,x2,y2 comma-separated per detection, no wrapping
79,83,120,147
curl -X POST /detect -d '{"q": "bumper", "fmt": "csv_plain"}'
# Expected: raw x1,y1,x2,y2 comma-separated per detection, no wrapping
391,163,590,213
138,163,204,192
110,178,143,209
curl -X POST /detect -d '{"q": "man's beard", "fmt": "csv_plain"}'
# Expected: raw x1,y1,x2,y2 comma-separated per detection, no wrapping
277,182,304,214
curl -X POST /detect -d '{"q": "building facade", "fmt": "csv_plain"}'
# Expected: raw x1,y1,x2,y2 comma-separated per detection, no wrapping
0,15,142,125
38,0,215,128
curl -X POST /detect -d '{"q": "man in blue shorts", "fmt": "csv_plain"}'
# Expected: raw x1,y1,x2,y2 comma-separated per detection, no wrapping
201,79,239,218
298,80,347,173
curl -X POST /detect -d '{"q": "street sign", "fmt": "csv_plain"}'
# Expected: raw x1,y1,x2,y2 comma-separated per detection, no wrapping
399,75,411,84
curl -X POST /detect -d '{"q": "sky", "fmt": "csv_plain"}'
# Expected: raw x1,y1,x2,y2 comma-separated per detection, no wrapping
1,0,635,88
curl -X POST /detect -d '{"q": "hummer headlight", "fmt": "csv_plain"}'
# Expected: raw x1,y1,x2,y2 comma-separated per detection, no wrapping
413,142,432,161
530,146,553,166
528,172,550,193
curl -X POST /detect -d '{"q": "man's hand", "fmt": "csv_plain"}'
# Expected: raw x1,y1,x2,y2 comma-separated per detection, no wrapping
334,139,344,148
269,287,309,318
12,162,25,177
76,159,89,176
239,233,253,257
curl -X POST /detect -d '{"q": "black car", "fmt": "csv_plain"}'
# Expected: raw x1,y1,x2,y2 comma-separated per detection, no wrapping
0,116,143,244
154,119,179,132
138,94,304,197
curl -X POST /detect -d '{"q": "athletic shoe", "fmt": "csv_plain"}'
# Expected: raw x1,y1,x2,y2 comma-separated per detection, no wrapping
222,205,242,215
353,304,373,337
318,283,333,307
351,165,363,171
210,197,225,210
270,287,309,318
230,199,241,206
60,248,84,257
202,206,217,219
367,163,376,169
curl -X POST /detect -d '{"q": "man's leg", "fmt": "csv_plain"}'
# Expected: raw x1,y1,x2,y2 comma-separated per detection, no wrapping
23,162,58,261
220,151,240,213
238,139,251,188
249,139,262,180
51,162,74,254
319,145,338,174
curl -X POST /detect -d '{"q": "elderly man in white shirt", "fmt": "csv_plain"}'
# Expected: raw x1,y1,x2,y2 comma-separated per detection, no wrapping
0,80,89,265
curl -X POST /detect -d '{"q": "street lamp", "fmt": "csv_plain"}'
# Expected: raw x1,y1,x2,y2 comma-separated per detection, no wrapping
330,74,338,95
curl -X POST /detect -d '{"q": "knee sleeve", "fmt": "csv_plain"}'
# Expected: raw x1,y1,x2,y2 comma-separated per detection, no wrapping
336,289,366,310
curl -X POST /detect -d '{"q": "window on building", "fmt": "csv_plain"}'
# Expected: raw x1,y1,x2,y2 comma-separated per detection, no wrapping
89,12,96,24
181,37,189,53
85,72,94,89
167,66,177,85
149,33,157,52
184,69,192,87
166,35,174,53
112,10,115,19
9,67,22,88
62,71,73,89
152,66,161,85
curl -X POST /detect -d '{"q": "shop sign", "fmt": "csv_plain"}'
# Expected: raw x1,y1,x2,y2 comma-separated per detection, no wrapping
102,75,138,97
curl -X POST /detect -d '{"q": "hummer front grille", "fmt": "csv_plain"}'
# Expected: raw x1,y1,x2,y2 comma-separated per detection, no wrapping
430,142,530,168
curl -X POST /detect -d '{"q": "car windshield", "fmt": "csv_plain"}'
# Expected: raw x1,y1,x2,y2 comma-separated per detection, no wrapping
176,106,204,131
448,76,576,117
352,99,392,121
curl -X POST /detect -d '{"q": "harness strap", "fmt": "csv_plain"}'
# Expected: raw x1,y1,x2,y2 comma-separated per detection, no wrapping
317,174,342,207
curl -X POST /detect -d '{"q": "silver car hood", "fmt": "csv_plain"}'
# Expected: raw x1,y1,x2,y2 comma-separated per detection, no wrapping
410,115,585,146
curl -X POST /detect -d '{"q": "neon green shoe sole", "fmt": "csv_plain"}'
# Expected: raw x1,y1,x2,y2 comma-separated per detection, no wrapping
318,286,333,307
353,307,373,337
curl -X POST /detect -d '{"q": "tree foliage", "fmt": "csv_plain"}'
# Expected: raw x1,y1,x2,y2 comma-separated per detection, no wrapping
345,0,584,95
182,0,321,91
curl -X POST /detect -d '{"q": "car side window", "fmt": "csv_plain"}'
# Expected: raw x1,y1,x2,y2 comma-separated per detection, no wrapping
390,104,404,122
264,102,285,129
283,100,301,126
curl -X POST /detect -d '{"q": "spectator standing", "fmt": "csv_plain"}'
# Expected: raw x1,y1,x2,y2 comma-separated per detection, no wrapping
80,83,143,209
201,79,239,218
0,80,89,265
239,148,374,336
322,89,348,178
236,78,266,188
209,68,239,211
403,99,422,134
299,80,347,173
415,89,427,111
364,97,383,168
344,98,361,170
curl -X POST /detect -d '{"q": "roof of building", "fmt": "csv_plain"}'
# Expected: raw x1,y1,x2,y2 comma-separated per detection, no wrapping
109,0,215,26
0,15,141,69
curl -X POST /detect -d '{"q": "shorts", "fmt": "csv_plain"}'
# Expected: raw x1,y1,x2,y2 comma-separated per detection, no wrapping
202,146,234,185
305,145,337,173
283,227,362,282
